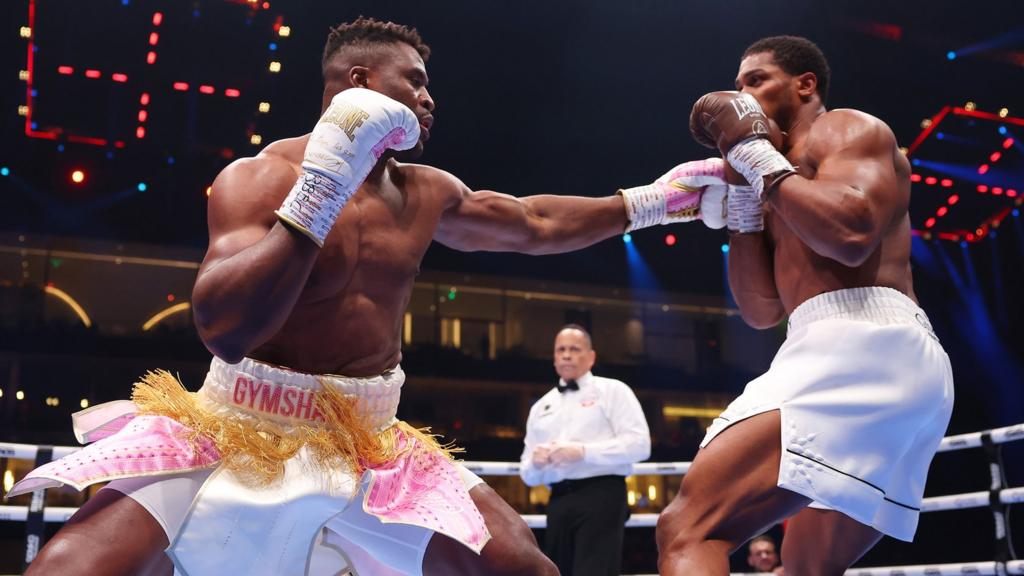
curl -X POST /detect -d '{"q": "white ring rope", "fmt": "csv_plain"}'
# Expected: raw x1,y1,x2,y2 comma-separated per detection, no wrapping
2,421,1020,465
840,560,1024,576
3,486,1020,526
620,560,1024,576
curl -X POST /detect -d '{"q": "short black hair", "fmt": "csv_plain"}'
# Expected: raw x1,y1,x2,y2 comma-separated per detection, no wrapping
743,35,830,105
559,324,593,349
322,16,430,73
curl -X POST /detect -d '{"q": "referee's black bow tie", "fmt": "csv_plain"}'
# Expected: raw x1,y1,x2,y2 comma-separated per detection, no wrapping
557,379,579,393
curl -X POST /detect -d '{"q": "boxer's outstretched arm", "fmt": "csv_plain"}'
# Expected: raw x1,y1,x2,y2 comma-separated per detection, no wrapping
192,156,320,363
434,175,628,255
767,111,902,268
727,231,785,329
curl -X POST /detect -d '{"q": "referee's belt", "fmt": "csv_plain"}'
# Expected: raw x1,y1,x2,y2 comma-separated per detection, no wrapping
549,474,625,497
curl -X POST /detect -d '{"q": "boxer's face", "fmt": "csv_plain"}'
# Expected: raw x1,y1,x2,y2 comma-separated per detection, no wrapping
323,42,434,159
367,43,434,158
735,51,800,131
553,329,596,382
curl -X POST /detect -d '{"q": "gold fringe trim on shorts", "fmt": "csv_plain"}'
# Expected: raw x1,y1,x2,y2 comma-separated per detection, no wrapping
131,370,461,486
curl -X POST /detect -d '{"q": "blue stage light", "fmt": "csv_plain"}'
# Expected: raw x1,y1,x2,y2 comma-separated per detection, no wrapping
622,233,632,244
721,244,729,254
946,51,956,60
137,183,147,192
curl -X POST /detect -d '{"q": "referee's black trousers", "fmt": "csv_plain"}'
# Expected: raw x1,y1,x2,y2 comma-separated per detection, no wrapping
544,475,629,576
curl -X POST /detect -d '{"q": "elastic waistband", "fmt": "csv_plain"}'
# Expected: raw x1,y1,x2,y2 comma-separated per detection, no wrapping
787,287,935,336
198,357,404,431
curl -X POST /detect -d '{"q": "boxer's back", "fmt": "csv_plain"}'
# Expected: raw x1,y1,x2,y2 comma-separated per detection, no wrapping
766,109,916,313
209,135,456,376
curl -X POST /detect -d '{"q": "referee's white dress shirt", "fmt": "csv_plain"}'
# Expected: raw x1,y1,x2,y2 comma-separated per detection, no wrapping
519,371,651,487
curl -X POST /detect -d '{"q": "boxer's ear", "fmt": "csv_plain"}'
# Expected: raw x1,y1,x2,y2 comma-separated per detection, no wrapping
796,72,817,101
349,66,370,89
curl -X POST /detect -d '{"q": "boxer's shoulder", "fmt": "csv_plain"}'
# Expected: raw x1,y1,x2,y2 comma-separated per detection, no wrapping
390,161,468,202
805,109,895,161
216,136,304,187
259,134,308,160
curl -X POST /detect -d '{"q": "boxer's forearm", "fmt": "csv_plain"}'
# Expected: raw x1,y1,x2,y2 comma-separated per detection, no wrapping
439,192,628,255
517,195,627,254
727,232,785,329
192,224,320,363
769,175,882,267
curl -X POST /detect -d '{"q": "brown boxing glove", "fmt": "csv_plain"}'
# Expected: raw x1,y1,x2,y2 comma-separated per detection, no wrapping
689,91,783,156
689,91,795,199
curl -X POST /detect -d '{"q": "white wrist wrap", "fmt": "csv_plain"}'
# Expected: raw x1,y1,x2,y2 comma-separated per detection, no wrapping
619,184,666,232
727,184,764,234
726,138,795,200
275,169,357,247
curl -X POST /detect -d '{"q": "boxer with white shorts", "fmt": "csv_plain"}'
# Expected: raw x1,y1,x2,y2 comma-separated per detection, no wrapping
655,36,954,576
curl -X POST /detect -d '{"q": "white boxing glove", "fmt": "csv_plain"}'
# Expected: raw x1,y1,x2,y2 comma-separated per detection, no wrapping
618,158,728,231
727,183,765,233
276,88,421,246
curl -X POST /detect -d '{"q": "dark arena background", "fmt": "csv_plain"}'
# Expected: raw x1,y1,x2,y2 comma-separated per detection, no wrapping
1,0,1023,574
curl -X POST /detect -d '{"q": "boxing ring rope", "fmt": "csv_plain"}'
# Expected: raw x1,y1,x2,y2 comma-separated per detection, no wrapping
1,422,1021,575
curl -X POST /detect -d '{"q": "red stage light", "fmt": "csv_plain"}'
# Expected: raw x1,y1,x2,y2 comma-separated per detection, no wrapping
199,85,215,94
1008,189,1018,198
978,164,989,174
977,184,988,193
966,233,975,242
136,126,146,139
924,217,936,228
948,194,959,205
1004,138,1015,149
936,206,948,217
910,174,922,183
224,88,240,98
167,294,175,302
57,65,73,75
990,151,1002,163
152,12,163,26
992,187,1004,195
138,110,148,122
173,82,189,91
140,93,150,105
146,51,157,65
924,176,937,185
665,234,677,246
84,69,101,79
940,179,953,187
111,73,127,83
149,32,159,46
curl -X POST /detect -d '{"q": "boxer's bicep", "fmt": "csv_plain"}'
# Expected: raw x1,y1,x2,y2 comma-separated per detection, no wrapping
806,114,900,237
